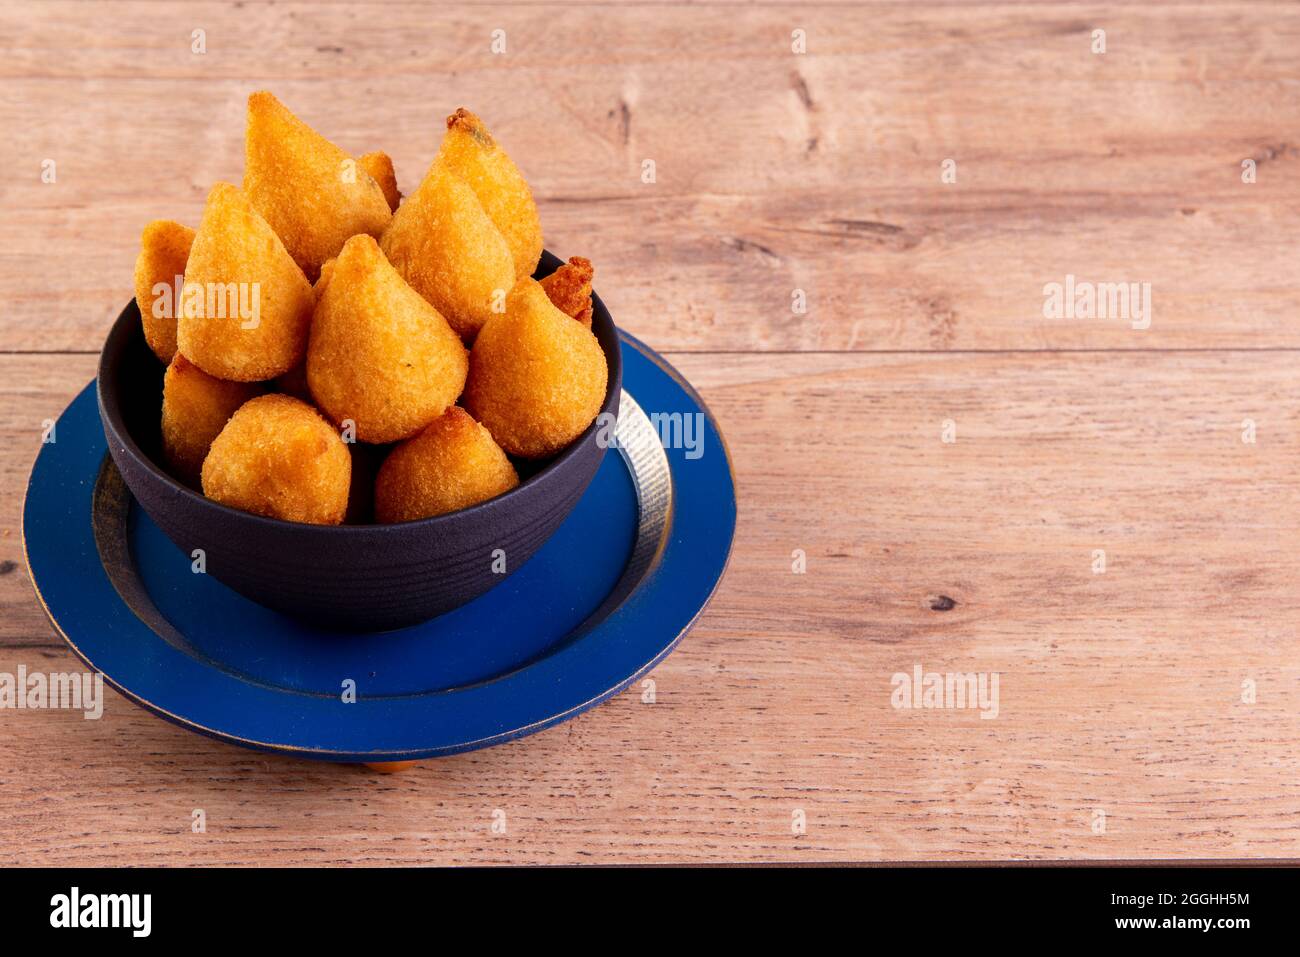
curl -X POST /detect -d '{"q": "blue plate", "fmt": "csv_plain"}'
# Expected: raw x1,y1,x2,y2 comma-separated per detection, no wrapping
22,333,735,761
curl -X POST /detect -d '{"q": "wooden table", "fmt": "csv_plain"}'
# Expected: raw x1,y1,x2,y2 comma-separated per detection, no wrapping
2,1,1297,865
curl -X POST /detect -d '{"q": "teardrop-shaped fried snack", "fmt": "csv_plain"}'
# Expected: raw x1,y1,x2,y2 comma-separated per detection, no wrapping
243,91,392,279
307,234,468,444
161,353,261,486
133,220,195,363
201,394,351,525
463,279,608,459
375,407,519,523
437,108,542,280
359,150,401,212
380,158,515,341
177,183,315,382
540,256,594,328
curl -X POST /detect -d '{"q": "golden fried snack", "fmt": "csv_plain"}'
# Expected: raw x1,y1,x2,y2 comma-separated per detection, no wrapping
307,234,467,443
201,394,351,525
437,108,542,280
375,408,519,523
177,183,315,382
243,91,392,279
314,256,336,301
133,220,195,363
540,256,594,328
463,279,608,459
160,354,261,486
380,158,515,341
359,150,401,212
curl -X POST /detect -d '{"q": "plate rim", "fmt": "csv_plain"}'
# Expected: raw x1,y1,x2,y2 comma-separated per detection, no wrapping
21,332,737,760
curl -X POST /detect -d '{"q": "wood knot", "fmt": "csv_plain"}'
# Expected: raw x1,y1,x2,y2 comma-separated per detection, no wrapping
929,595,957,611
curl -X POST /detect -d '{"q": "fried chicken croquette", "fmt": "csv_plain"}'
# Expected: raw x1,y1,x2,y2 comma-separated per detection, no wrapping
160,354,262,486
540,256,594,327
463,279,608,459
307,234,467,443
375,407,519,523
201,394,351,525
379,158,515,341
359,151,401,212
177,183,315,382
437,108,542,280
133,220,195,363
243,91,392,279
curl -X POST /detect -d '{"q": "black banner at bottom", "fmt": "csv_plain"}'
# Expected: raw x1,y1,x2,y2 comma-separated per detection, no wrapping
0,864,1284,942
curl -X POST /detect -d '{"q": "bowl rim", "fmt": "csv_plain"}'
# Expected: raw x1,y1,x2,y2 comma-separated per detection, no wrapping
98,252,623,539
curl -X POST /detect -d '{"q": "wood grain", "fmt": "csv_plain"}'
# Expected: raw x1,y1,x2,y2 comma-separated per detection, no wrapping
1,0,1297,865
3,351,1299,864
0,2,1296,351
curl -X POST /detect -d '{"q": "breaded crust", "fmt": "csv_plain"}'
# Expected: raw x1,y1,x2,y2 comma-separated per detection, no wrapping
307,234,467,443
177,182,315,382
540,256,594,327
160,354,261,486
243,91,392,279
359,150,402,212
314,256,337,302
133,220,195,363
463,279,608,459
379,159,515,341
375,407,519,522
437,108,543,280
201,394,351,525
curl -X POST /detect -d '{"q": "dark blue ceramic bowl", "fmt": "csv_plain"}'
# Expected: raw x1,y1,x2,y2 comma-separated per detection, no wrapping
97,251,622,632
